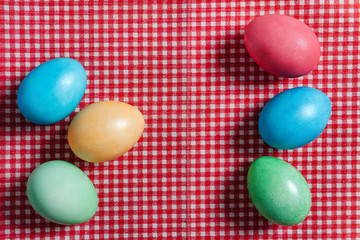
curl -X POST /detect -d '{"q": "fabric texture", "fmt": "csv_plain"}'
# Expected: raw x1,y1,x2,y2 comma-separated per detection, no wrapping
1,1,359,239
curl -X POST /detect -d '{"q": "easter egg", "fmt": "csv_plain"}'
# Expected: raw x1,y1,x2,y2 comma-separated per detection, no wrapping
17,58,87,125
244,14,320,78
26,160,98,225
68,101,145,163
258,86,331,149
247,156,311,226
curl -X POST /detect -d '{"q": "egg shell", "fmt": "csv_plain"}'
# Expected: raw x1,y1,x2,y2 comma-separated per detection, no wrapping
17,58,87,125
247,156,311,226
244,14,320,78
26,160,98,225
258,86,331,150
68,101,145,163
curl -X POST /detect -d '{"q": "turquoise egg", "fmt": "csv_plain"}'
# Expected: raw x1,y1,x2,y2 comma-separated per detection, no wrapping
26,160,98,225
247,156,311,226
258,86,331,149
17,58,87,125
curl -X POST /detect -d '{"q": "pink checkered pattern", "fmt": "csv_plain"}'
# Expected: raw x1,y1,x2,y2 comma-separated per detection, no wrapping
1,1,359,239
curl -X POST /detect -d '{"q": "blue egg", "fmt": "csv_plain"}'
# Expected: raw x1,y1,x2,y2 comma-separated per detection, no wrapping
258,87,331,149
17,58,87,125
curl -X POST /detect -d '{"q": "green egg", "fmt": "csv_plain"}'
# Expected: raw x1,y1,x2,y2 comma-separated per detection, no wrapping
26,160,98,225
247,156,311,226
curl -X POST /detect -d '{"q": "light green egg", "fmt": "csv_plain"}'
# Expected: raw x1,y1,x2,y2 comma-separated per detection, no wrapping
26,160,98,225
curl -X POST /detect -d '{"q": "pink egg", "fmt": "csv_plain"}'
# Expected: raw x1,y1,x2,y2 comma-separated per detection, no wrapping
244,14,321,78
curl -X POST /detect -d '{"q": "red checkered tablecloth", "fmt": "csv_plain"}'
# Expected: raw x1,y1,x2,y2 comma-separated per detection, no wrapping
1,1,359,239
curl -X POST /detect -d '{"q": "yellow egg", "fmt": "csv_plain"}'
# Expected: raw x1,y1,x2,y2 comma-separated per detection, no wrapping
68,101,145,163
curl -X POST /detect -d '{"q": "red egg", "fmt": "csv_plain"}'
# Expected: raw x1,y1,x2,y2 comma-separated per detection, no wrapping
244,14,321,78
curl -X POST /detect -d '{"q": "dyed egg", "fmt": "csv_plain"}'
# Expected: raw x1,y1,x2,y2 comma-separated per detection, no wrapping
247,156,311,226
258,86,331,149
244,14,320,78
17,58,87,125
26,160,98,225
68,101,145,163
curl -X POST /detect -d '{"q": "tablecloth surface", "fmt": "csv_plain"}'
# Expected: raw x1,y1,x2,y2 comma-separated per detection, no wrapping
1,1,359,239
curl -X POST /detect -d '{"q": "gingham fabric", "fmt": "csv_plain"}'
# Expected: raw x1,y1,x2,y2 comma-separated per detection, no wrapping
1,1,359,239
